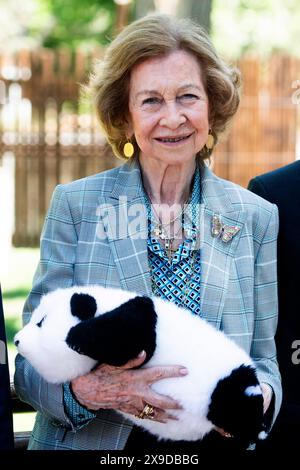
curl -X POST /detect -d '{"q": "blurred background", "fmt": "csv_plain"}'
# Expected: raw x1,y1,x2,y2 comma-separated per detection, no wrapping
0,0,299,437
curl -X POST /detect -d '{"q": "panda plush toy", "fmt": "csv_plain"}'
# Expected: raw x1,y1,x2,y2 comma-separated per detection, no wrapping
14,285,267,446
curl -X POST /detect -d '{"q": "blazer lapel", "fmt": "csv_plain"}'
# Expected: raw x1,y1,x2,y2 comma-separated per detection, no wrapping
98,160,152,295
97,161,247,326
199,165,247,328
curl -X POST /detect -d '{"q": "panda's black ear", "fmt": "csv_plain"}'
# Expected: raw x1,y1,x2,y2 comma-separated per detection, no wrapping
70,293,97,321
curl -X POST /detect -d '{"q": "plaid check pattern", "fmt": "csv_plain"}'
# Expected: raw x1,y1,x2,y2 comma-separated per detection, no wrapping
14,159,282,450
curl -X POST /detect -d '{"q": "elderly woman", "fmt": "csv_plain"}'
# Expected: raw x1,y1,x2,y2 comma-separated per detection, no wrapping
15,14,281,451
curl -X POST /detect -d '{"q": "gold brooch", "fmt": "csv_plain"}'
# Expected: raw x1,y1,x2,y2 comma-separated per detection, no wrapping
211,214,240,243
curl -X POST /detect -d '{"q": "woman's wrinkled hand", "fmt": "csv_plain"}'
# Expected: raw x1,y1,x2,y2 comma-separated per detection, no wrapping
70,351,188,423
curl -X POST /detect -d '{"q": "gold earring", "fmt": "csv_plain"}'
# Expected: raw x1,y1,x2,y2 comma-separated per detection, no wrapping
205,130,214,150
123,141,134,158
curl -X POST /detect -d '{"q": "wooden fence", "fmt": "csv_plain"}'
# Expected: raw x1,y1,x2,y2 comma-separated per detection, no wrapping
0,50,299,247
213,55,300,186
0,48,119,246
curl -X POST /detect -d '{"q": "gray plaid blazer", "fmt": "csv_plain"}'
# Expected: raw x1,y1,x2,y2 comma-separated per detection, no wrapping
14,160,282,450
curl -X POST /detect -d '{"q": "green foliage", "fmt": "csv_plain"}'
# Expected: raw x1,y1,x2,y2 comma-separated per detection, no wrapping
2,288,31,300
211,0,300,58
0,0,117,51
39,0,116,49
4,316,21,346
1,0,299,56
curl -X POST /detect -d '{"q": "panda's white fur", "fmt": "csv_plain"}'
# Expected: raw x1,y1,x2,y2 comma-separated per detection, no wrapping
15,287,138,384
15,285,264,443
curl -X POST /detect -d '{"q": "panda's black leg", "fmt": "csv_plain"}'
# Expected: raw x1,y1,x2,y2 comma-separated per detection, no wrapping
207,365,264,446
66,296,157,367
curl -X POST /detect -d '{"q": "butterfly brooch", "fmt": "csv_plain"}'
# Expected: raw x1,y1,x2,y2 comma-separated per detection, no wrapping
211,214,240,243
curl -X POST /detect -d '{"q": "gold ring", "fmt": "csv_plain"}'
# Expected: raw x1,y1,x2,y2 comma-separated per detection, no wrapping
138,403,155,420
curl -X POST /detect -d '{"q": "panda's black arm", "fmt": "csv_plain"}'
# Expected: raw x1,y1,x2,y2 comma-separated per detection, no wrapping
66,296,157,367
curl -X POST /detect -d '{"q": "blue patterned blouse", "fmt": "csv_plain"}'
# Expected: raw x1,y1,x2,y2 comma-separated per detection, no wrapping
145,165,201,315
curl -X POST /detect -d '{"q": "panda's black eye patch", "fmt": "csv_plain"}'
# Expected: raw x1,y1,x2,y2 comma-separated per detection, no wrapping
36,316,46,328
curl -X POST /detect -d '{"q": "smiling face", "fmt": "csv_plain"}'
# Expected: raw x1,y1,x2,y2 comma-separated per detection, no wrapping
127,50,210,167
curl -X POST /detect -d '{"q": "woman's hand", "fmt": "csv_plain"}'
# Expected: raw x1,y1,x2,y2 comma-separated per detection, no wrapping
70,351,188,423
260,382,273,413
